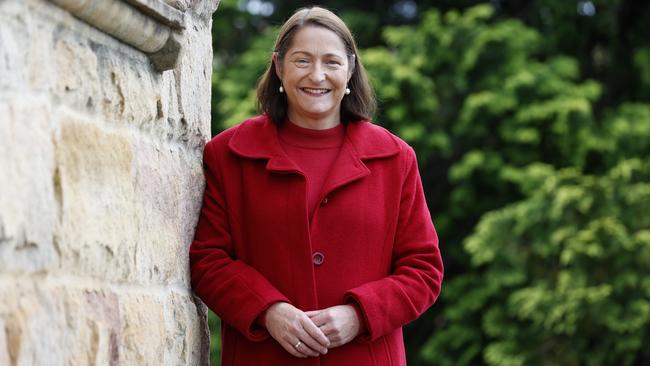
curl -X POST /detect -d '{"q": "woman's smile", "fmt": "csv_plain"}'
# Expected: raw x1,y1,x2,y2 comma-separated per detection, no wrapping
300,87,331,96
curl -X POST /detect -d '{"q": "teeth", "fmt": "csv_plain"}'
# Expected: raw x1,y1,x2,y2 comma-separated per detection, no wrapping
303,88,329,94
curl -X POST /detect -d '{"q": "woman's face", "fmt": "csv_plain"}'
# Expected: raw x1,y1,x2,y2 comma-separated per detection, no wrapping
275,26,352,128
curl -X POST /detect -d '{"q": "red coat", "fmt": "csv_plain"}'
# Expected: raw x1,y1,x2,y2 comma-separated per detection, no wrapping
190,115,443,366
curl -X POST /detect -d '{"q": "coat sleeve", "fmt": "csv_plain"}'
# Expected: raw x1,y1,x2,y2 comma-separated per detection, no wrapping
344,146,443,342
189,140,290,341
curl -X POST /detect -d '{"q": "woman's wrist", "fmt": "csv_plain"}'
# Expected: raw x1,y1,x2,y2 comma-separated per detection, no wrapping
257,302,281,328
348,302,367,334
261,301,289,328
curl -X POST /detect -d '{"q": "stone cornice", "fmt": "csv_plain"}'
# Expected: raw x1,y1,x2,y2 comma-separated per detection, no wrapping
123,0,186,29
48,0,186,71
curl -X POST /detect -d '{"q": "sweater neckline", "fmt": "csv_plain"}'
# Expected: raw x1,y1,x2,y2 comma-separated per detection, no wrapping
278,120,345,149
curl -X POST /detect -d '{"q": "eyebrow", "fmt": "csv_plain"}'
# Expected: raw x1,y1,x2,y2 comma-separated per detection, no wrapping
289,50,345,58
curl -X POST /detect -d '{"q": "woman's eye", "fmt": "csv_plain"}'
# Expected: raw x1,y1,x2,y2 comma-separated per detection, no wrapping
327,60,341,66
294,59,310,66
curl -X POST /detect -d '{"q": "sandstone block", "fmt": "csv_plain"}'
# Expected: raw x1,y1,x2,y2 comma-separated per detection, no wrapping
0,98,58,273
169,14,213,146
130,137,204,286
0,280,67,365
53,112,205,285
0,1,31,93
162,289,209,365
54,37,102,112
93,48,161,127
118,293,167,365
0,318,9,366
0,279,206,365
118,290,207,365
55,114,139,282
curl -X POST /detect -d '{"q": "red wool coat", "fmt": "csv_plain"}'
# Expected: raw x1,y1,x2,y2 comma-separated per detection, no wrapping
190,115,443,366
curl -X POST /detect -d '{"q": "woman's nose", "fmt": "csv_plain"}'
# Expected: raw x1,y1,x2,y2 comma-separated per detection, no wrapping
308,63,326,83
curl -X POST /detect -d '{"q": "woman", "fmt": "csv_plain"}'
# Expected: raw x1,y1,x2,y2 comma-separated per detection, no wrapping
190,6,443,365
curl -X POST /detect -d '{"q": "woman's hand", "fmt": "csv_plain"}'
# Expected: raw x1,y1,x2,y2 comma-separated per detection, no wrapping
305,304,361,348
264,302,330,358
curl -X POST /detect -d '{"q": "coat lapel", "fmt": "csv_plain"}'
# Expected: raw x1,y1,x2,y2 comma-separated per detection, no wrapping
320,120,401,196
227,115,303,174
320,141,370,197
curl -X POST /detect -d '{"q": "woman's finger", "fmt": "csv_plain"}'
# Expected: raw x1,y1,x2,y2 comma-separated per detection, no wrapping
300,316,330,349
304,310,319,317
294,338,321,357
319,324,335,337
296,329,328,355
284,335,320,357
279,339,307,358
306,310,328,327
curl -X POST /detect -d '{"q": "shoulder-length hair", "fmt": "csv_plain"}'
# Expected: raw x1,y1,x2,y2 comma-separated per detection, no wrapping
257,6,376,124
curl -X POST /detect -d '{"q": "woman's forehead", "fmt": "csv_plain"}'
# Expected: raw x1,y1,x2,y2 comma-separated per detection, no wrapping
286,26,347,56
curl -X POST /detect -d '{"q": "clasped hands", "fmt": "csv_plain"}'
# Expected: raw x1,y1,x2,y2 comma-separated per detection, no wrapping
264,302,363,358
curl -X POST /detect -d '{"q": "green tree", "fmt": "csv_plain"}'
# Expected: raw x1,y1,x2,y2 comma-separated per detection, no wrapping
429,157,650,366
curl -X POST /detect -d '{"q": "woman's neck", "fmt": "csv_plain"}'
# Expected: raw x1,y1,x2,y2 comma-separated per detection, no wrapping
286,111,340,130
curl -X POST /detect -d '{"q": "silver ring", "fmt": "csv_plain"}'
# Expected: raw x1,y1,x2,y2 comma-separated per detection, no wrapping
294,340,302,348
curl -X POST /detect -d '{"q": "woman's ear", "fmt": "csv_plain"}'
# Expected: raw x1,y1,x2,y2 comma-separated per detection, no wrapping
273,52,282,79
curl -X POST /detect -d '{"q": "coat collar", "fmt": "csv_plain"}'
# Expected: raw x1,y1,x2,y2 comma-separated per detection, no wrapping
228,115,400,168
227,114,401,194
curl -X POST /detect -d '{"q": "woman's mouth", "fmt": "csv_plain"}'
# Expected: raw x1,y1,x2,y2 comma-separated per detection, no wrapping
300,87,331,96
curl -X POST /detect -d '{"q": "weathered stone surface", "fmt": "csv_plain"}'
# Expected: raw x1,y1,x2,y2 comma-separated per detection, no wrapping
54,115,139,282
92,45,162,127
0,1,32,92
52,113,204,285
0,0,216,363
0,279,207,365
173,17,213,146
54,37,103,110
0,280,66,365
130,136,205,286
0,98,58,273
117,290,207,364
1,0,207,149
0,318,9,366
162,292,210,365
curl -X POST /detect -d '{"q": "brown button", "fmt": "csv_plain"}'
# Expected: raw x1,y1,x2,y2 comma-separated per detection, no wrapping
312,252,325,266
320,197,329,206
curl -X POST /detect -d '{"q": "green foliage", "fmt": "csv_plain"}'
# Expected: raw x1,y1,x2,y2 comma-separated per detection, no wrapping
425,158,650,366
363,5,612,272
208,310,221,365
211,27,277,134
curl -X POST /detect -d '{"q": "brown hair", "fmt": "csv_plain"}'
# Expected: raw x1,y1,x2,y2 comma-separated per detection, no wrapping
257,6,376,124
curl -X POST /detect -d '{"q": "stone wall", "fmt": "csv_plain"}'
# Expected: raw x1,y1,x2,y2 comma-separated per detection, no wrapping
0,0,218,364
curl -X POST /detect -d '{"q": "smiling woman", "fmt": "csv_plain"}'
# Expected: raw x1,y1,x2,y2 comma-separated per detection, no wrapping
189,6,444,366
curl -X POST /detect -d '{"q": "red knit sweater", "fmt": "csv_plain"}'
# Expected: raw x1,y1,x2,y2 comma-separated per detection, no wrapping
278,121,345,220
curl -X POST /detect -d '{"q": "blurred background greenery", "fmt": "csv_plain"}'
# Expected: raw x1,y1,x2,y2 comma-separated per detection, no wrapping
207,0,650,365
